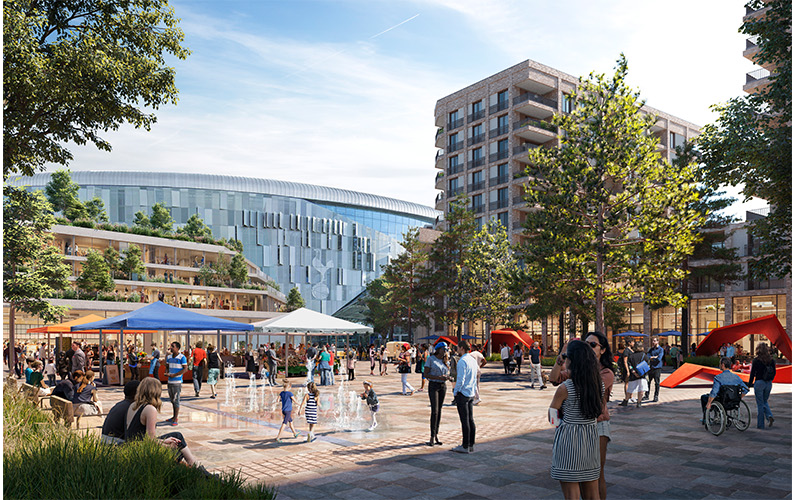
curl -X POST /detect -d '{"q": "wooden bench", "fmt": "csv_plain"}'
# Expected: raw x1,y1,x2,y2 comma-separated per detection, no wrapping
20,382,50,409
50,396,101,429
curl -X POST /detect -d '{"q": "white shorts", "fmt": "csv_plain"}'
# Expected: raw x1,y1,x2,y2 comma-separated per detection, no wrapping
76,403,100,416
627,378,648,395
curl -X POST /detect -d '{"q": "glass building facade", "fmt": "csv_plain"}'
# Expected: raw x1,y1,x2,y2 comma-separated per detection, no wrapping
10,172,439,314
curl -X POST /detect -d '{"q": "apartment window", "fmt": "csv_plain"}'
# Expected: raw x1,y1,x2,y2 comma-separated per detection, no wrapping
496,211,509,228
471,124,484,145
472,194,484,213
449,132,459,146
448,132,463,152
498,90,509,104
671,132,686,148
470,170,484,193
470,100,484,122
475,217,484,230
491,139,508,162
449,110,463,130
490,90,509,113
497,187,508,203
562,94,575,113
448,155,461,175
493,163,508,185
471,147,484,167
449,177,462,197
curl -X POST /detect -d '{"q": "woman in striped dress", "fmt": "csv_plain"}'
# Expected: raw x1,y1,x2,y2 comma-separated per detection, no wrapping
548,340,603,500
299,381,320,442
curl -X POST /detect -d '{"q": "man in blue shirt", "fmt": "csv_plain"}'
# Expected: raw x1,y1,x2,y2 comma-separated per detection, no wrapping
725,343,736,363
165,341,187,426
452,340,477,454
645,337,664,402
700,357,749,423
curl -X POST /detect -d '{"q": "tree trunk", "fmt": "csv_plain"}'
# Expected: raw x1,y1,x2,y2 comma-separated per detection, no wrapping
559,312,565,347
681,258,690,357
8,304,16,376
595,207,605,334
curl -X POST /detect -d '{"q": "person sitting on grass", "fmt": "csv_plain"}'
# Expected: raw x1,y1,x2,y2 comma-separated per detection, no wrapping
125,377,202,470
101,380,140,444
275,380,300,442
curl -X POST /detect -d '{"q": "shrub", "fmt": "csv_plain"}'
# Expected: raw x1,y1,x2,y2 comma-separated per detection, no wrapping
128,292,141,303
3,387,276,500
541,356,557,367
683,355,720,367
486,353,502,362
72,218,96,229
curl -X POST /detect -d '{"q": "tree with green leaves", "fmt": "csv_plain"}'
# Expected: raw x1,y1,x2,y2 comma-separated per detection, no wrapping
3,0,190,179
76,250,115,298
229,253,248,288
133,211,151,229
3,186,71,369
149,202,174,233
285,287,306,312
103,247,121,278
44,169,80,214
460,221,516,342
425,196,478,336
364,278,398,340
84,197,109,223
521,55,703,334
121,245,146,280
696,0,791,281
380,227,431,342
177,213,212,239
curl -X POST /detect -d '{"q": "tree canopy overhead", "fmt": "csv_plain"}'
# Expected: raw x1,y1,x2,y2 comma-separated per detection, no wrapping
3,0,190,179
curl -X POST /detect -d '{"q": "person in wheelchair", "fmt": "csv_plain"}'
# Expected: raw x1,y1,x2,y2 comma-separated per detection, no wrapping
700,357,748,424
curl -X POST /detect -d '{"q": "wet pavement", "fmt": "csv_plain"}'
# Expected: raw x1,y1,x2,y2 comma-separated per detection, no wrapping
30,364,792,499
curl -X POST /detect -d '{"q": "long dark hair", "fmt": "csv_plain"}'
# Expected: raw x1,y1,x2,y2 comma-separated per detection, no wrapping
585,331,613,371
566,340,603,420
756,343,772,366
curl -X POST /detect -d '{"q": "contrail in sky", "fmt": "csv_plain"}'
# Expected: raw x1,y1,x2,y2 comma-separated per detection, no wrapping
369,14,420,39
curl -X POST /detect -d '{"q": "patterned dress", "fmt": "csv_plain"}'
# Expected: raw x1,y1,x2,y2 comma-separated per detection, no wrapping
551,379,600,482
304,393,318,424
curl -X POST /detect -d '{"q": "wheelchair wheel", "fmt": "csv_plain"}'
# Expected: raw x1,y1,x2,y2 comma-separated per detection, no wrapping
706,401,726,436
732,400,751,431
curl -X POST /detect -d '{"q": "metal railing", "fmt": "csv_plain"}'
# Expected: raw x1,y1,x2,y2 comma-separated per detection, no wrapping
472,204,485,214
489,150,509,163
512,92,557,109
490,175,509,186
435,150,445,162
489,199,509,211
513,117,557,133
490,125,509,138
513,143,540,155
468,181,485,192
447,117,464,130
513,195,526,205
469,133,485,145
448,163,463,175
512,220,524,230
468,109,485,122
449,187,464,198
435,172,444,184
489,100,509,114
435,127,444,139
470,156,485,168
447,140,465,153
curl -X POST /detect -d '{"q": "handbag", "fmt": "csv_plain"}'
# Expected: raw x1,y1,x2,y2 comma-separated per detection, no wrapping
398,363,410,374
635,360,651,376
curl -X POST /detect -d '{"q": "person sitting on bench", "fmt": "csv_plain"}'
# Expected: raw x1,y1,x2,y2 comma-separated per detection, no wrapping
29,360,54,396
101,380,140,444
700,357,748,424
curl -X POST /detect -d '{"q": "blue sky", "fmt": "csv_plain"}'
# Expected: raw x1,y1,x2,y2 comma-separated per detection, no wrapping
60,0,766,218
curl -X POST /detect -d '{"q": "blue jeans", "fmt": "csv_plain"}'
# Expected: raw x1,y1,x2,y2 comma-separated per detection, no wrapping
320,368,331,386
754,379,773,428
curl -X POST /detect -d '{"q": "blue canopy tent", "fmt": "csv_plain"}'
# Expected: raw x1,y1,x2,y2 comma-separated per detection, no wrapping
658,330,682,337
613,330,648,337
72,301,253,385
416,335,440,342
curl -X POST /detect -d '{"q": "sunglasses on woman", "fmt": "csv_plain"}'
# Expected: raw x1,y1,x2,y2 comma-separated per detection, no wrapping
588,342,600,349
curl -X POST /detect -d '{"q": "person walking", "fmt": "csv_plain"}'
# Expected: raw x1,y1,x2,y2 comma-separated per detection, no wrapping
71,342,86,375
468,344,486,405
423,342,450,446
317,346,332,386
748,343,776,429
165,341,188,426
368,344,376,376
548,340,602,500
619,338,635,404
206,344,222,399
305,343,318,384
513,343,523,375
298,381,321,442
529,342,546,389
645,337,664,402
398,343,415,396
192,341,207,397
149,343,161,378
346,348,356,381
274,380,300,442
266,343,281,387
451,341,476,453
416,344,428,392
501,343,511,375
620,340,648,408
379,345,389,376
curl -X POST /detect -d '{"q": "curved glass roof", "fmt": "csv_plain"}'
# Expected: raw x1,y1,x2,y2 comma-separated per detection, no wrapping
8,171,439,221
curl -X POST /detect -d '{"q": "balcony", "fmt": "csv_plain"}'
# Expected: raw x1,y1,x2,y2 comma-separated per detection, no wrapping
448,163,463,175
512,92,557,119
469,133,485,146
490,175,509,186
490,125,509,138
435,127,444,147
489,199,509,211
448,117,464,131
513,117,556,143
489,150,509,163
468,109,485,122
489,100,509,114
513,143,540,157
513,195,526,205
744,67,772,94
512,220,524,230
470,156,485,168
472,204,485,214
435,172,444,188
435,150,445,162
468,181,485,193
449,187,464,198
435,192,445,205
447,140,465,153
745,36,759,51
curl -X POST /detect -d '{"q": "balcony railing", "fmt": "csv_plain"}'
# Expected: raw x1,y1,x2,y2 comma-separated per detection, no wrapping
490,175,509,186
447,140,465,153
490,125,509,138
490,199,509,211
470,156,485,168
468,181,485,193
435,127,444,139
448,163,463,175
435,172,444,184
448,117,464,130
435,192,445,204
746,68,771,84
489,150,509,163
467,109,485,122
489,100,509,114
449,187,464,198
745,36,759,50
513,117,557,133
472,204,485,214
435,150,445,162
469,133,485,145
513,143,540,155
512,91,557,109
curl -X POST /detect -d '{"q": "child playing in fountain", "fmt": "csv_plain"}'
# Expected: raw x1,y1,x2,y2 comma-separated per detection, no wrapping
360,380,379,431
275,380,300,442
298,381,320,442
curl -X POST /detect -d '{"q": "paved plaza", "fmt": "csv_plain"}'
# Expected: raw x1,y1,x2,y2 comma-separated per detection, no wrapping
68,365,791,499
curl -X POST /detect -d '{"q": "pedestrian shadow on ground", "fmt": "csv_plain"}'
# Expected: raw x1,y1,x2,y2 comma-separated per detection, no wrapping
332,442,425,456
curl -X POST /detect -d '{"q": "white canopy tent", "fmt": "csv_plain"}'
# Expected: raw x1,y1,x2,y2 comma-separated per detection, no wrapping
252,308,373,376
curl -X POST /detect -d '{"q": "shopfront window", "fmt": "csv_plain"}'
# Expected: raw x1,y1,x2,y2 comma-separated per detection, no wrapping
691,298,725,336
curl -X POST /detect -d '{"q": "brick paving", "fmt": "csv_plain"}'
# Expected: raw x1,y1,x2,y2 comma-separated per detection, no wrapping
34,364,792,499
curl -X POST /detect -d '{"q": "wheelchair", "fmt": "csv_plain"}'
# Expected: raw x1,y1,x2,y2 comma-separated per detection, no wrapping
705,385,751,436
